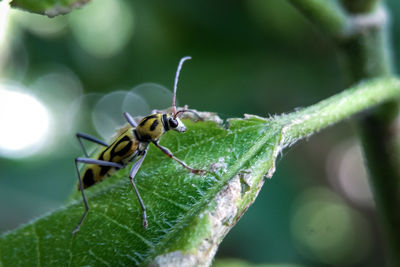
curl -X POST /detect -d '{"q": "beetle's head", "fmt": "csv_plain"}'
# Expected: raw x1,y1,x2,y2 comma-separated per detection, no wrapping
168,115,186,132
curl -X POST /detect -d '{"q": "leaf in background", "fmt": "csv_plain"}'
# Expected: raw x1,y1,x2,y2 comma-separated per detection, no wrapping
10,0,90,17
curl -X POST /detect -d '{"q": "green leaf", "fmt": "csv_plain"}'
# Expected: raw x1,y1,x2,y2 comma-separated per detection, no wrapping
1,77,399,266
1,115,280,266
10,0,90,17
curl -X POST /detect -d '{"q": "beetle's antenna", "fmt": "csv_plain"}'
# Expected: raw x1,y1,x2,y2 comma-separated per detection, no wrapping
172,56,191,116
175,109,204,121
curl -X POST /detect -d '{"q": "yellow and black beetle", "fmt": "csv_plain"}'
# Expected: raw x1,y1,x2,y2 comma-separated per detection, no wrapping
73,56,204,234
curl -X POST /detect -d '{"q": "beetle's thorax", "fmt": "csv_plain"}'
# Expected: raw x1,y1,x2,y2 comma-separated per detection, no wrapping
135,113,186,142
135,114,165,142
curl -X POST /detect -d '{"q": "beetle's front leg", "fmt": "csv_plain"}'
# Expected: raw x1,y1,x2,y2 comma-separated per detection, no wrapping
152,141,205,175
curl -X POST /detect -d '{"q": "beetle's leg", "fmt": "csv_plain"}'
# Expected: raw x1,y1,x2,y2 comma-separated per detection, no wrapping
123,112,138,128
128,150,148,229
152,141,205,175
76,132,108,157
73,158,124,235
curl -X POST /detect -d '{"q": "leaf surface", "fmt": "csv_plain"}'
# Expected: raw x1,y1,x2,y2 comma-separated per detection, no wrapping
1,77,399,266
0,115,281,266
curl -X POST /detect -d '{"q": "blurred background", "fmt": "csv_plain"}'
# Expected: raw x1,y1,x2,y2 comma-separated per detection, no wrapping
0,0,399,266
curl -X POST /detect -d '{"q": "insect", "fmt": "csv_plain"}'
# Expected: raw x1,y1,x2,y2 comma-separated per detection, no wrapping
73,56,205,235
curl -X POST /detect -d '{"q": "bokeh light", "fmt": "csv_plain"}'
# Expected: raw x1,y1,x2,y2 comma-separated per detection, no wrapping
30,66,83,117
91,83,176,140
26,67,85,154
290,187,371,265
0,83,50,157
68,0,134,58
326,141,374,207
128,83,175,110
92,90,148,140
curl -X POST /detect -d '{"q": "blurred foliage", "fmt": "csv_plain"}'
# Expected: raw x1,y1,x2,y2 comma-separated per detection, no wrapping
213,258,303,267
1,0,399,266
10,0,88,17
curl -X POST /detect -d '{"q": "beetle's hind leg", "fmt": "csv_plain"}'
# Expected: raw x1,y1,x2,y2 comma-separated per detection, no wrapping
72,158,124,235
76,132,108,157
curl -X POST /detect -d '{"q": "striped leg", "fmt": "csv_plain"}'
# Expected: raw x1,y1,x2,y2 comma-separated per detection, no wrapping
128,151,148,228
72,158,124,235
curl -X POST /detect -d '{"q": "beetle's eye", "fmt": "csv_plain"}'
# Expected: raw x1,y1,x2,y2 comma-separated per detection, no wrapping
169,118,178,128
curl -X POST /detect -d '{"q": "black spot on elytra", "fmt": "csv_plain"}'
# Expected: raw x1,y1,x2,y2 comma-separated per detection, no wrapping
83,169,95,188
94,136,131,176
97,150,112,176
150,119,159,131
139,114,158,127
100,165,111,176
110,136,132,157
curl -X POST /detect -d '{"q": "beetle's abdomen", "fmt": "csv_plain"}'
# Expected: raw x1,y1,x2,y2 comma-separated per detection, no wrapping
136,114,165,142
79,128,139,189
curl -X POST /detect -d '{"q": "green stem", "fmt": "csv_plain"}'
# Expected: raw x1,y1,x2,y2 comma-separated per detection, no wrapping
288,0,350,37
288,1,400,265
281,77,400,140
339,4,400,267
337,7,392,82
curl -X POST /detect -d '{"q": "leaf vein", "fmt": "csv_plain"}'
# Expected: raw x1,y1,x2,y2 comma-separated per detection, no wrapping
138,185,190,211
88,249,111,266
142,124,275,264
98,213,154,248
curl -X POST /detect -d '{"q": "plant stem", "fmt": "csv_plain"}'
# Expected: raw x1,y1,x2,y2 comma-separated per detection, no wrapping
289,1,400,265
289,0,349,37
337,7,392,81
282,77,400,141
340,4,400,266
